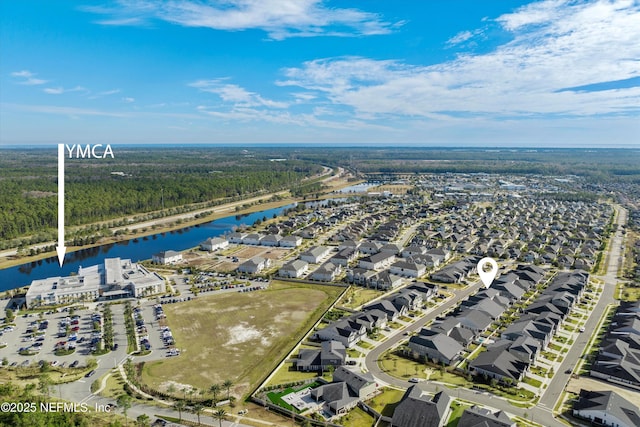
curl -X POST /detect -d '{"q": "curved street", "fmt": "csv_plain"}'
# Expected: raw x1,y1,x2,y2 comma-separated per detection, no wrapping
363,206,627,427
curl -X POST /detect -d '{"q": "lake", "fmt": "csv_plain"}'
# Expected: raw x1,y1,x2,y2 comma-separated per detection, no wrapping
0,204,295,293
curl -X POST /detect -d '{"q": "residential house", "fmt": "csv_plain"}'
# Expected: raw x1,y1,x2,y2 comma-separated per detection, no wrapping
278,259,309,278
470,347,528,384
457,406,516,427
572,389,640,427
300,246,332,264
390,261,427,278
226,232,246,244
259,234,281,247
407,329,463,365
391,386,451,427
312,262,342,282
237,256,270,274
359,252,396,271
279,235,302,247
152,250,182,265
295,340,346,372
200,237,228,252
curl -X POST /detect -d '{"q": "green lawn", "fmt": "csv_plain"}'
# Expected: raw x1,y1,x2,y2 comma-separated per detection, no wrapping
446,401,472,427
341,287,384,309
339,406,375,427
367,387,405,417
267,362,319,386
140,281,342,398
523,376,542,388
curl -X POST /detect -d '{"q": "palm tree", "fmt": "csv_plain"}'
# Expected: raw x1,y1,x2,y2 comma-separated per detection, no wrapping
192,403,204,425
212,408,226,427
222,379,233,400
209,383,221,404
173,400,186,422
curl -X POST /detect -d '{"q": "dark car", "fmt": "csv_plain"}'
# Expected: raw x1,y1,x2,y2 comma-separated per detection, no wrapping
111,343,118,351
85,369,96,378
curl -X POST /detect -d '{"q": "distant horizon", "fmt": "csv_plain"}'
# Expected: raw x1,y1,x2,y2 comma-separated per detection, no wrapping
1,142,638,150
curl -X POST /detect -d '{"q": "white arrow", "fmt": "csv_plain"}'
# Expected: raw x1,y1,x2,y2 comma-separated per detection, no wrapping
56,143,66,267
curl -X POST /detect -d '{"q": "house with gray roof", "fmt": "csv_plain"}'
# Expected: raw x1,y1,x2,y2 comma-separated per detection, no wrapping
237,256,270,274
200,237,229,252
408,329,463,365
295,340,346,372
457,406,515,427
391,386,451,427
300,246,332,264
311,262,342,282
278,259,308,278
279,234,302,247
470,347,528,384
573,389,640,427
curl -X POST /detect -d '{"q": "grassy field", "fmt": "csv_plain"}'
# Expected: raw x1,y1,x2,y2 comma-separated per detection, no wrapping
140,281,343,398
341,286,384,309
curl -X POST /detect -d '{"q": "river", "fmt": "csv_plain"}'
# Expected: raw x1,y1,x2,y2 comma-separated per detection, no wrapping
0,204,295,293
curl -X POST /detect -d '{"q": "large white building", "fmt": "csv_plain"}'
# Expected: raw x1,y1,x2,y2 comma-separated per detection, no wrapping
25,258,165,307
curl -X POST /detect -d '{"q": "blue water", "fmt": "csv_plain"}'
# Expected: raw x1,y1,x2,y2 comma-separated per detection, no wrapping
0,204,295,292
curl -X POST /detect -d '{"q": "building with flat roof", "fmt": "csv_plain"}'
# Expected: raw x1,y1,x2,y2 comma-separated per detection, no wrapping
25,258,165,307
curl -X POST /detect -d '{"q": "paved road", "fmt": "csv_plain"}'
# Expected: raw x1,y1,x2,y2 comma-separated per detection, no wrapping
363,207,629,427
539,206,626,408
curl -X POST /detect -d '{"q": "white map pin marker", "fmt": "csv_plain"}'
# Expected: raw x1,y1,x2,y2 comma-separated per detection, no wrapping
478,257,498,289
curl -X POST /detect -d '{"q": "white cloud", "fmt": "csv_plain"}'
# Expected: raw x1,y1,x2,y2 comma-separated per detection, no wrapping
82,0,399,40
189,79,288,108
122,97,135,103
446,30,475,46
278,0,640,119
11,70,48,85
43,86,87,95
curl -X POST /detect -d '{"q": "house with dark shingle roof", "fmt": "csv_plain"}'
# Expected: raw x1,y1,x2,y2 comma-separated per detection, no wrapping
470,347,528,384
408,329,463,365
391,386,451,427
573,389,640,427
295,340,346,372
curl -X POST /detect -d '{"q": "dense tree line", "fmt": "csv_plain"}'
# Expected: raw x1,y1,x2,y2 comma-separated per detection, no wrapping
0,147,323,241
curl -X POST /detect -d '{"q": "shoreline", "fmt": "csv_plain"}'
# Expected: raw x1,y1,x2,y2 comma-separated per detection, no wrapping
0,174,362,272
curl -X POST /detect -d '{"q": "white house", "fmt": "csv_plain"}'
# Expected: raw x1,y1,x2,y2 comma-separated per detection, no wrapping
390,261,426,278
238,256,270,274
279,259,309,278
242,233,263,245
279,235,302,247
152,250,182,265
226,232,246,244
300,246,332,264
312,262,342,282
260,234,281,247
200,237,229,252
359,252,395,271
573,390,640,427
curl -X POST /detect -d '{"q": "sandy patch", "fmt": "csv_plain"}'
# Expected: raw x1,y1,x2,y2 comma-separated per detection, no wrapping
226,323,271,347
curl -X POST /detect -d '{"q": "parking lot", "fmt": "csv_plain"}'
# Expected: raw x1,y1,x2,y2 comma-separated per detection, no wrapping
1,274,273,372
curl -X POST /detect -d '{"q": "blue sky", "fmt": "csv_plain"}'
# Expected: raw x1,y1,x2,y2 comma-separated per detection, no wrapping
1,0,639,147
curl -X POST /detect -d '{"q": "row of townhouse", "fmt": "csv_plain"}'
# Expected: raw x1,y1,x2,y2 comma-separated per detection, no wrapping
313,282,438,349
226,232,303,247
470,269,589,384
590,301,640,389
429,257,479,283
407,265,546,371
